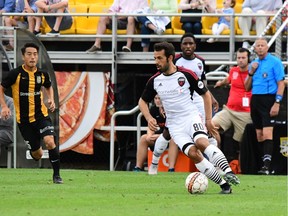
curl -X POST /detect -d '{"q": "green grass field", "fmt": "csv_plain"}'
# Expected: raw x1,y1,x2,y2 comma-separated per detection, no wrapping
0,169,287,216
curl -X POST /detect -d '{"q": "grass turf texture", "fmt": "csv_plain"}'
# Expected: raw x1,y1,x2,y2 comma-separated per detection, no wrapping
0,169,287,216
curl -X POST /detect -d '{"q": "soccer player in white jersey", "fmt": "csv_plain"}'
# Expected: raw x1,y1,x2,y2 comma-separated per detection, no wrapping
139,42,240,194
148,33,219,173
174,33,219,146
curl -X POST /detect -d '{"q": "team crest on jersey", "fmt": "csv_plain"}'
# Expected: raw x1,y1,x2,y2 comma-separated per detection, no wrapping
198,81,204,89
36,76,41,84
197,63,202,70
178,77,185,87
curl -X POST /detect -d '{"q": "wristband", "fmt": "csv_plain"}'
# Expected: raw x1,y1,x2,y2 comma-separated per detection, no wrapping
248,73,254,77
275,94,283,103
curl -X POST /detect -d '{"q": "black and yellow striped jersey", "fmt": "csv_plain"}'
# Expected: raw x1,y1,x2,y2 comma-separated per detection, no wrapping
1,65,52,124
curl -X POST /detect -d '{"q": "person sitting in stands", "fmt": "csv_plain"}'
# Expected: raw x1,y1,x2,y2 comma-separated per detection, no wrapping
136,0,178,52
4,0,38,50
86,0,149,54
178,0,215,34
33,0,73,36
206,0,235,43
238,0,282,48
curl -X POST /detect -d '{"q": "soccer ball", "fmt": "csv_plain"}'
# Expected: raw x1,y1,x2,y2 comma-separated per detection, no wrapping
185,172,208,194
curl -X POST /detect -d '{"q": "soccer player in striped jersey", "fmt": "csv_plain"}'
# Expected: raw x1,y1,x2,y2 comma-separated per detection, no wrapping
0,42,63,184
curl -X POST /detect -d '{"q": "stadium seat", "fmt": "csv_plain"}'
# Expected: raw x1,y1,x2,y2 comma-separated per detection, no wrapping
171,16,185,35
201,16,233,35
77,4,108,34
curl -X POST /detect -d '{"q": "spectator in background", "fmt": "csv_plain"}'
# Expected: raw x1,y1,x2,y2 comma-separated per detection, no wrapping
34,0,72,36
0,95,14,157
4,0,38,50
206,0,235,43
86,0,149,53
244,37,285,175
178,0,216,34
0,0,15,15
134,94,178,172
238,0,283,48
213,48,252,173
0,0,16,51
137,0,178,52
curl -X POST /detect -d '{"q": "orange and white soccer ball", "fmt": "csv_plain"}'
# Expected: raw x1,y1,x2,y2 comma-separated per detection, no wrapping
185,172,208,194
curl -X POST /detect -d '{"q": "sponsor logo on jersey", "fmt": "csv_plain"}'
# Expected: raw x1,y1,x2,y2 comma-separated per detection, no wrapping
178,77,185,87
197,63,202,70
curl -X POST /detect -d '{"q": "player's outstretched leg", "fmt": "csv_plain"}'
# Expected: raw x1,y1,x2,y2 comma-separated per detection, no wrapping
204,144,240,186
195,157,232,194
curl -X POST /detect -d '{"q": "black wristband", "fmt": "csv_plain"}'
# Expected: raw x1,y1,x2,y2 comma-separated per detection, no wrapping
248,73,254,77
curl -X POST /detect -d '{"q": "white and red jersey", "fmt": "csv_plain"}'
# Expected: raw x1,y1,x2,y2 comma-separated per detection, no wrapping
174,53,207,119
141,66,208,128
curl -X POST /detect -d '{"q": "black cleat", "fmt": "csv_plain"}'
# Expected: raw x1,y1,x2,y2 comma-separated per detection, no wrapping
257,166,270,175
220,183,232,194
53,175,63,184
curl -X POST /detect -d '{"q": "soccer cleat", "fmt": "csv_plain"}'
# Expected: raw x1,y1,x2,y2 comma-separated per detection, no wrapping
46,29,60,36
219,183,232,194
224,172,240,186
86,45,102,54
168,168,175,172
257,166,270,175
148,163,158,175
53,175,63,184
133,167,142,172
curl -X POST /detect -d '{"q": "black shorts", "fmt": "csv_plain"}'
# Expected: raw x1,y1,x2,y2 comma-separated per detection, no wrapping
45,9,73,31
107,18,128,30
250,94,276,129
18,117,55,151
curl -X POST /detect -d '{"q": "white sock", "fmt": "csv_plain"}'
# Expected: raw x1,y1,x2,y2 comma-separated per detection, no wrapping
151,134,169,165
195,158,225,185
204,145,232,173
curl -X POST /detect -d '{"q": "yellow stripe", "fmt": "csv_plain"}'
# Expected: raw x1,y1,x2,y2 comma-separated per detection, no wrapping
11,75,21,123
28,72,36,122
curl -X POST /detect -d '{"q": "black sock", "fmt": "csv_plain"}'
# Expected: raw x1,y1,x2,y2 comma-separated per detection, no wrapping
48,147,60,177
263,139,273,168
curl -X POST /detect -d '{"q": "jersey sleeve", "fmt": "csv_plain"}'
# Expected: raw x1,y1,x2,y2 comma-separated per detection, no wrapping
185,70,208,95
141,77,157,103
1,69,19,89
42,71,52,88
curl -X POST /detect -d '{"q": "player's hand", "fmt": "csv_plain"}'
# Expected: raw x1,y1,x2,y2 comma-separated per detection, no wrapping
147,117,158,132
206,120,218,137
47,99,55,112
212,100,219,113
1,106,11,120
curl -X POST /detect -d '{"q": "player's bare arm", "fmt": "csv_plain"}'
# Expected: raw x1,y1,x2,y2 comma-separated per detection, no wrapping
45,86,55,112
139,98,158,131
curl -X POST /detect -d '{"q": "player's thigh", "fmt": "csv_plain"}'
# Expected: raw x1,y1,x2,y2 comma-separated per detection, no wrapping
18,123,41,151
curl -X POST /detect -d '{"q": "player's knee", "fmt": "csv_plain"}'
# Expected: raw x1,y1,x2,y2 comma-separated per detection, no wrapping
43,135,56,150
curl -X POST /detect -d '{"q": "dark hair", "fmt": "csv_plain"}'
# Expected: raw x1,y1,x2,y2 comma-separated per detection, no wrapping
231,0,236,8
180,33,196,44
153,42,175,60
21,43,39,55
237,47,251,62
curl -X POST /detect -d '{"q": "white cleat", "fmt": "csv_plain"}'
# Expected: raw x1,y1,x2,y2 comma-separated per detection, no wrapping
148,164,158,175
